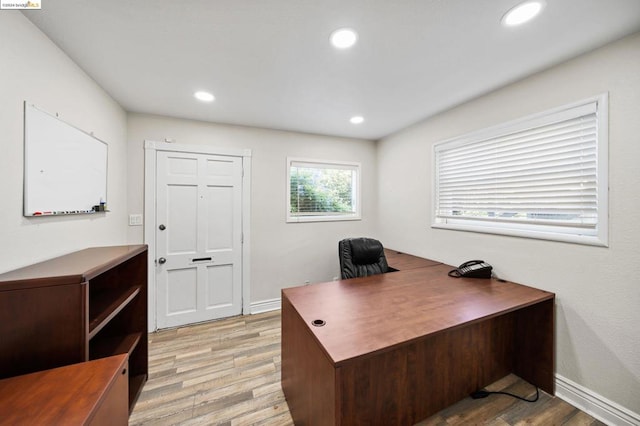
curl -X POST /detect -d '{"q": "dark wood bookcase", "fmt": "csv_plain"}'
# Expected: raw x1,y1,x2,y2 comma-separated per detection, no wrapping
0,244,148,412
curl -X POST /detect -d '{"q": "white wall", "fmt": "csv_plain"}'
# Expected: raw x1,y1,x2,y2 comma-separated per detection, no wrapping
0,13,128,273
377,32,640,416
127,114,378,303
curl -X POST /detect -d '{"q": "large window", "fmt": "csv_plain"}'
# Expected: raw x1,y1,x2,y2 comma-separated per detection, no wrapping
287,158,360,223
433,94,608,246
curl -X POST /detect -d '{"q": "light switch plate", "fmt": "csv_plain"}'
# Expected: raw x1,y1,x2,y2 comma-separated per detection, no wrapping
129,214,143,226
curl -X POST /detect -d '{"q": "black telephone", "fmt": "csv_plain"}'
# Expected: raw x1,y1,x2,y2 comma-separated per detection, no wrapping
448,260,493,279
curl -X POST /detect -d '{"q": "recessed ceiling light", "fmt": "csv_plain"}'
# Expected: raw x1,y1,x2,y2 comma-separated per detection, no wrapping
501,1,545,27
350,116,364,124
330,28,358,49
194,91,215,102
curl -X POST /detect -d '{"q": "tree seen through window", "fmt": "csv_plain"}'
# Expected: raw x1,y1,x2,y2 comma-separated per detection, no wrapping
290,167,354,214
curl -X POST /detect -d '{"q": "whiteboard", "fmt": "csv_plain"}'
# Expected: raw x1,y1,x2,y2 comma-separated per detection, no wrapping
23,103,108,217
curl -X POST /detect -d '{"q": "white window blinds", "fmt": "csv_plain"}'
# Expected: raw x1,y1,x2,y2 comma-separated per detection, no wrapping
287,158,361,223
433,95,608,246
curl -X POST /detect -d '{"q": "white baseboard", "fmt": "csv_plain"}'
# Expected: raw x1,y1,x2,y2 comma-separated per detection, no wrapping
249,297,281,314
555,374,640,426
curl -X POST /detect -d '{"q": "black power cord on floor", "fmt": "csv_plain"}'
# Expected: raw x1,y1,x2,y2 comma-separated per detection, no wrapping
470,386,539,403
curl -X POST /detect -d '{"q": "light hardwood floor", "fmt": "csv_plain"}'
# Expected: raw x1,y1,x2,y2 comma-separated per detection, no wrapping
130,310,605,426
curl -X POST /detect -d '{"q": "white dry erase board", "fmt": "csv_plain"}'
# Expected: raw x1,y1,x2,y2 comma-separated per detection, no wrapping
23,103,108,217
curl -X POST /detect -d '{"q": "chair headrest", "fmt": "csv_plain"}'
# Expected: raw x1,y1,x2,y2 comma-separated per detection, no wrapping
350,238,384,265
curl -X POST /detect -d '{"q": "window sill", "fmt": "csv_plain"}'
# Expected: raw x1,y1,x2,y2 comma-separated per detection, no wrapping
432,221,607,247
287,215,361,223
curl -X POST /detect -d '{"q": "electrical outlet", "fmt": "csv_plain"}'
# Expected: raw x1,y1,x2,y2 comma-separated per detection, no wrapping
129,214,143,226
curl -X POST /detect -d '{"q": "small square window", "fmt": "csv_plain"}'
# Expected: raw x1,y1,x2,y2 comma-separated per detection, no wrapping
287,158,361,223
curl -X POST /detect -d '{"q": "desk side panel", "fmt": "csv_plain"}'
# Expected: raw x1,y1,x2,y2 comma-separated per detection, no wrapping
515,297,555,395
281,294,336,426
0,283,86,379
88,357,129,426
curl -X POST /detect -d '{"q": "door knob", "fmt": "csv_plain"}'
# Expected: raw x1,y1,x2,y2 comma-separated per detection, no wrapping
158,257,167,264
159,224,166,230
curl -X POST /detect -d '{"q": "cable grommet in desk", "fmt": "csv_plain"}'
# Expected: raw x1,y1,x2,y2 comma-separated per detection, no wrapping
311,319,326,327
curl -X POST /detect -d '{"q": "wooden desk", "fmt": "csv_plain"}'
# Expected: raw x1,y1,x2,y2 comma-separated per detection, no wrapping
281,263,554,425
0,354,129,425
384,248,441,270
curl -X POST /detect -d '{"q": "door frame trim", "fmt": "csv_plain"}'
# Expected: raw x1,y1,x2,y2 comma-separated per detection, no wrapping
143,140,252,332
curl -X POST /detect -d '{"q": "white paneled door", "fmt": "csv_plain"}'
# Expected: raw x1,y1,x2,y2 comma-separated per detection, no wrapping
156,151,243,329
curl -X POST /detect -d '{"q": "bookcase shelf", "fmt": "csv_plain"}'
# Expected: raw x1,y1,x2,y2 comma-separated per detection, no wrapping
89,285,141,338
0,244,148,414
90,332,142,360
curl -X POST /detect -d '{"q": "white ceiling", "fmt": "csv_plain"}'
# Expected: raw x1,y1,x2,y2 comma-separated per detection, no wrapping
23,0,640,140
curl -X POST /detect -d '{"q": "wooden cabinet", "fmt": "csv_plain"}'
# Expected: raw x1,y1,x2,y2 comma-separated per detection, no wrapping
0,245,148,412
0,354,129,425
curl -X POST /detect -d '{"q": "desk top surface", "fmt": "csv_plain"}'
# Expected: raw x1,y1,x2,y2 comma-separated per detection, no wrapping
383,249,441,270
0,354,127,424
282,261,554,365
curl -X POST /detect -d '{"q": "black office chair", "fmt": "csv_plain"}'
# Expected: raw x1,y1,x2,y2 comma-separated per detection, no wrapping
338,237,392,279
